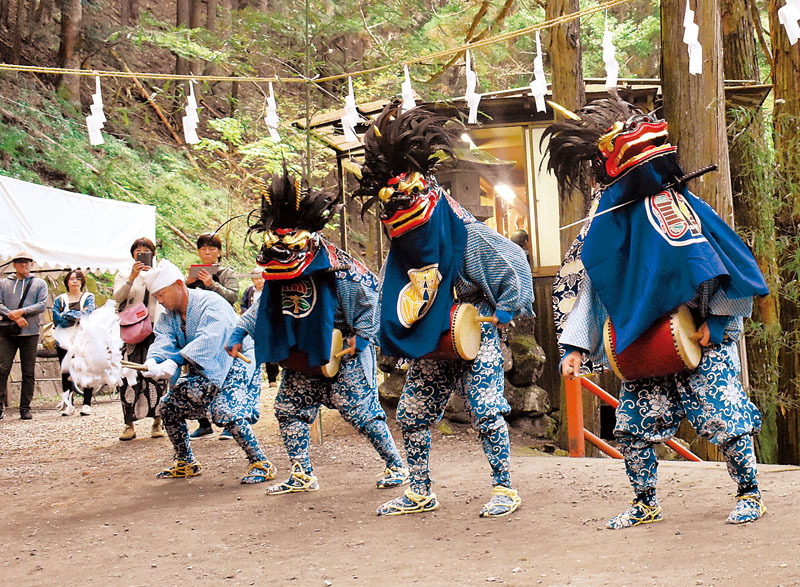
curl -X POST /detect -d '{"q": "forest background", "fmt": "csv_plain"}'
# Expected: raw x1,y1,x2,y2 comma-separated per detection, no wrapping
0,0,798,462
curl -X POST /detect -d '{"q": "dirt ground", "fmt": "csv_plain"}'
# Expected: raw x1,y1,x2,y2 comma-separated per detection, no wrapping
1,393,800,587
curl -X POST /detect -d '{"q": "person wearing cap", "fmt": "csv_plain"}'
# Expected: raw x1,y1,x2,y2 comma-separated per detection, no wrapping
141,259,274,484
0,251,48,420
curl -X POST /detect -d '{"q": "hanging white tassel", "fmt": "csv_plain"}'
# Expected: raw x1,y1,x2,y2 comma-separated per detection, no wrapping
85,76,105,146
683,0,702,75
602,26,620,90
401,65,416,113
264,81,280,142
341,76,360,143
183,79,201,145
529,31,548,113
465,50,481,124
779,0,800,46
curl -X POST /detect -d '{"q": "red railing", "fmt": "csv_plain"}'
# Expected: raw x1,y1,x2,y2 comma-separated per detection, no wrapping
564,375,702,462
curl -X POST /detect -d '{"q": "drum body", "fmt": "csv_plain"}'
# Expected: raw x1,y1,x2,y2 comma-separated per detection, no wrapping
281,328,344,378
603,304,701,381
423,303,482,361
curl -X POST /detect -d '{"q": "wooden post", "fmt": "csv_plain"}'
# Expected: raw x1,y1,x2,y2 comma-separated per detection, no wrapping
310,413,323,444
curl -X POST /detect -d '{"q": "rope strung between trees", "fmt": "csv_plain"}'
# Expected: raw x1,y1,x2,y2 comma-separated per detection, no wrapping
0,0,634,85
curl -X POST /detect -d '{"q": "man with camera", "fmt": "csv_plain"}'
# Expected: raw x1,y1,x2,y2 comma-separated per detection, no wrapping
0,251,48,420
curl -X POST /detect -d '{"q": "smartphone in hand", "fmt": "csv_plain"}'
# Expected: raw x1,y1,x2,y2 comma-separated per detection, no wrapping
136,251,154,267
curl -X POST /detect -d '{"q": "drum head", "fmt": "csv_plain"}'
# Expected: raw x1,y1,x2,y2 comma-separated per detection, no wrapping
320,328,343,378
671,305,702,370
452,304,481,361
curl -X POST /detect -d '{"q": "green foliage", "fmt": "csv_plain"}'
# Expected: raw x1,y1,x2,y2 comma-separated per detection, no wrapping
579,0,661,79
0,85,261,274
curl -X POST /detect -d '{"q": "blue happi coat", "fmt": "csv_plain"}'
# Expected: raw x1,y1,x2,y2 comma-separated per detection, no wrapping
148,288,256,386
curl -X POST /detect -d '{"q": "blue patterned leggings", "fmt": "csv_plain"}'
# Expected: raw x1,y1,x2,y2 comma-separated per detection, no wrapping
614,342,762,501
398,321,512,495
159,361,266,465
275,353,403,474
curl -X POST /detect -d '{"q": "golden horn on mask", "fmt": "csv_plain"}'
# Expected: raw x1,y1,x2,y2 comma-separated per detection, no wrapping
294,177,302,211
372,125,382,138
378,187,394,202
546,100,581,121
254,177,271,206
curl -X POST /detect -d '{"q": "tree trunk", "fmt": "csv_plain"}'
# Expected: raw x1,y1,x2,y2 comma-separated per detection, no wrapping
56,0,81,100
34,0,54,23
721,0,782,463
661,0,734,460
189,0,203,75
546,0,587,255
661,0,733,222
206,0,217,32
546,0,596,453
12,0,26,63
175,0,191,77
1,0,8,31
769,0,800,465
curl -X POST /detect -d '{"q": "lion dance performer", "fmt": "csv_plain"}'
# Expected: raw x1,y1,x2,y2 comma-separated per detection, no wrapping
355,104,534,517
227,168,409,496
142,259,274,484
545,94,769,528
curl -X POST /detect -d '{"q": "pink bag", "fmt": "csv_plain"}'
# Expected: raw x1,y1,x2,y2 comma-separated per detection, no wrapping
119,302,153,344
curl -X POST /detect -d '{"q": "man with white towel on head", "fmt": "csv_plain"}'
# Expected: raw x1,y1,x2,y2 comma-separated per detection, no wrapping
141,259,275,484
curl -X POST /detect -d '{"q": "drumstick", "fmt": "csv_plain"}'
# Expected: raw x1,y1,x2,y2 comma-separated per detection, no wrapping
475,316,497,322
235,351,251,364
121,360,149,371
335,339,357,358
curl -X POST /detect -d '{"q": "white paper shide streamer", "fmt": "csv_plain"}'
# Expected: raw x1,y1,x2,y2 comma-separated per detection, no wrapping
529,31,548,113
341,77,360,143
183,80,201,145
401,65,416,113
85,76,105,146
602,26,620,89
265,81,280,142
464,50,481,124
57,301,136,391
779,0,800,46
683,0,702,75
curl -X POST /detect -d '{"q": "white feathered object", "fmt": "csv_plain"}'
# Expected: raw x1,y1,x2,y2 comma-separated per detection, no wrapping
60,301,137,390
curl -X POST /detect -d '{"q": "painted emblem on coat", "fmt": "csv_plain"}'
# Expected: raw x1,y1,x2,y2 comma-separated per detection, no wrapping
646,190,704,246
281,279,316,318
397,264,442,328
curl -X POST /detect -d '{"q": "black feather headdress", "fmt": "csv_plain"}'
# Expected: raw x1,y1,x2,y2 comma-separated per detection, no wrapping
541,93,644,192
355,102,457,214
247,167,341,235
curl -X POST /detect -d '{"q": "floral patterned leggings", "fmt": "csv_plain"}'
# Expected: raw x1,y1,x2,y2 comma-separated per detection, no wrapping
159,361,266,465
398,321,512,495
614,341,762,502
275,353,403,474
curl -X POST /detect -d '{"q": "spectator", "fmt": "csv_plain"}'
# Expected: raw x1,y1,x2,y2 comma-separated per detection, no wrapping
239,268,264,312
113,238,166,440
240,268,279,390
187,232,240,439
0,251,48,420
186,232,239,305
510,229,531,265
53,269,96,416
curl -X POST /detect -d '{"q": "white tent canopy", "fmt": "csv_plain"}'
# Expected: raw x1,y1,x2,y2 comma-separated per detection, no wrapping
0,174,156,274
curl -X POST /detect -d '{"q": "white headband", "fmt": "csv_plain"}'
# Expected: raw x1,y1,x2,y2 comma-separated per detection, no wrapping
141,258,185,293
